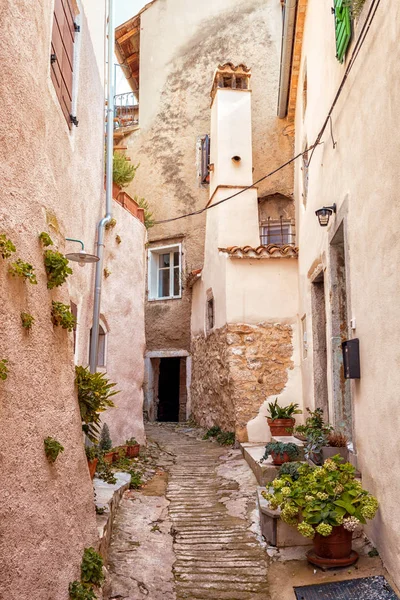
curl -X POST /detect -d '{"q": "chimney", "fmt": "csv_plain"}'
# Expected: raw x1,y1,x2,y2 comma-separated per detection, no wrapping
207,63,259,248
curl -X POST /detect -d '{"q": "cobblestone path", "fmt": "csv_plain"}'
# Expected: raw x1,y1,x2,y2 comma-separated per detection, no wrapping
107,424,269,600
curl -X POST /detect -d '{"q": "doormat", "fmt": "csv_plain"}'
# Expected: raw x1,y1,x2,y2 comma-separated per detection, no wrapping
294,576,399,600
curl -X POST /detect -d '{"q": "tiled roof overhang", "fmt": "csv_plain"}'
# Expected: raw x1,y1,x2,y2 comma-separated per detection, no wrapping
218,245,299,258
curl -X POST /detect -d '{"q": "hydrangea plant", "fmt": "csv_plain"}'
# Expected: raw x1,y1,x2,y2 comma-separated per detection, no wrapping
262,455,378,539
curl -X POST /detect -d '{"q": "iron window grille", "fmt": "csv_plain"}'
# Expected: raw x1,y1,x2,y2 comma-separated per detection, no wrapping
260,217,295,246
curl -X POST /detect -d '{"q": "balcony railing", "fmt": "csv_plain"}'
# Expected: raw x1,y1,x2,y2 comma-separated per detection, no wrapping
114,92,139,130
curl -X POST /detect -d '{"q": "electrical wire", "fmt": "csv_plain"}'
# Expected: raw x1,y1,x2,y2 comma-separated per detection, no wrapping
153,0,381,226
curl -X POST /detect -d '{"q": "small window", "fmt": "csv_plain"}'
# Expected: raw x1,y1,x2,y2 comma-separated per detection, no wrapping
200,135,210,184
149,244,182,300
50,0,77,127
89,323,107,368
207,296,214,331
260,218,294,246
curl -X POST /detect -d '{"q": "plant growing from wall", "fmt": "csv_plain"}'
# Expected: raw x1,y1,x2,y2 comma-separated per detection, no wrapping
0,359,9,381
8,259,37,284
68,581,97,600
113,151,138,187
105,218,116,231
75,366,118,442
39,232,54,247
135,196,155,229
103,267,111,278
44,249,73,288
115,235,122,244
203,425,222,440
99,423,112,452
21,312,35,330
51,301,77,331
44,437,64,463
0,234,16,259
80,547,104,586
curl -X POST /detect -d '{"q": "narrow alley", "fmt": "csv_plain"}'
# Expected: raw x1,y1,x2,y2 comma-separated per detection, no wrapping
106,424,269,599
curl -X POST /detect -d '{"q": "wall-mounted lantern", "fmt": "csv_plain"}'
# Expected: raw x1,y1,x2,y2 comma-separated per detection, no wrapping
315,204,336,227
65,238,99,268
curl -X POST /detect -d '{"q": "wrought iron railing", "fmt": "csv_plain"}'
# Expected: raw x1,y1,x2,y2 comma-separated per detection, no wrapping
114,92,139,130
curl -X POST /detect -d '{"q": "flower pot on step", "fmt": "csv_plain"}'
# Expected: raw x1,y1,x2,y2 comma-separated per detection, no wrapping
87,458,98,480
307,525,358,567
126,444,140,458
321,446,348,462
270,451,292,466
268,418,295,437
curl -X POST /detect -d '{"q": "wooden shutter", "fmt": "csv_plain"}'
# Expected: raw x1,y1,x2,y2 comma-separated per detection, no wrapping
334,0,352,63
51,0,76,127
201,135,210,184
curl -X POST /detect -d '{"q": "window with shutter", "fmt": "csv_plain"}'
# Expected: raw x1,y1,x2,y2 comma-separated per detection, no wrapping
333,0,352,63
51,0,77,127
200,135,210,184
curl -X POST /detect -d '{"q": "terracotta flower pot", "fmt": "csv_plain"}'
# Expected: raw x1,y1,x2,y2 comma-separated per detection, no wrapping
313,525,352,559
270,451,292,466
267,418,295,437
126,444,140,458
103,451,114,464
87,458,98,480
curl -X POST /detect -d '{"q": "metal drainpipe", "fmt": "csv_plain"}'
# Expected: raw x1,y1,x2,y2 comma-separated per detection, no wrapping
277,0,298,118
90,0,114,373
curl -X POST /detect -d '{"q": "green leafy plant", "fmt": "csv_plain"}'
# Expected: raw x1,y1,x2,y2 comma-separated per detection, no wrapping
99,423,112,452
85,446,98,461
75,366,118,443
39,232,53,247
344,0,367,18
103,267,111,278
113,151,138,187
80,547,104,586
115,235,122,244
21,312,35,330
0,359,9,381
44,437,64,463
263,455,379,539
95,506,105,515
0,234,16,259
295,408,333,462
261,441,300,462
216,431,235,446
95,455,117,485
267,399,302,420
129,469,143,489
203,425,221,440
125,437,138,446
69,581,97,600
105,218,116,231
44,249,73,289
8,259,37,284
278,461,304,481
51,301,77,331
135,196,155,229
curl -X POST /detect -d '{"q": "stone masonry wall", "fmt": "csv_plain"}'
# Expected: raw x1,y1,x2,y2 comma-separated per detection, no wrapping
191,323,294,441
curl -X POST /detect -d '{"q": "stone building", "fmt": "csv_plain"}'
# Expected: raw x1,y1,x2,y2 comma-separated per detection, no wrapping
279,0,400,588
115,0,296,425
0,0,145,597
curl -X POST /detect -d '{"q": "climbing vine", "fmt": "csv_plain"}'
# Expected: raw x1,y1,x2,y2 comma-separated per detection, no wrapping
39,232,54,247
0,234,16,259
21,312,35,330
51,301,77,331
8,259,37,284
0,359,9,381
44,437,64,463
44,249,73,289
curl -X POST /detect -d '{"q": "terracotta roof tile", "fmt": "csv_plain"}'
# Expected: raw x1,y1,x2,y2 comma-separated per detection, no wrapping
218,245,299,258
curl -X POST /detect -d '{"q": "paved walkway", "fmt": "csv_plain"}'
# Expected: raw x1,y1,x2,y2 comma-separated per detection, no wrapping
106,423,269,600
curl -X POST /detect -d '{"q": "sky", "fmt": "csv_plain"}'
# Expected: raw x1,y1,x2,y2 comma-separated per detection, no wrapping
114,0,148,94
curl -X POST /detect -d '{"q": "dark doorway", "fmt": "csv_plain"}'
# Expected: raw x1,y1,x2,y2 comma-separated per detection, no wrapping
311,271,329,419
157,357,180,422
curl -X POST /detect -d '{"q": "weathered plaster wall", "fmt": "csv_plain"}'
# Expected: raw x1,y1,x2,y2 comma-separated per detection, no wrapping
98,201,146,446
191,323,295,442
293,0,400,585
122,0,294,353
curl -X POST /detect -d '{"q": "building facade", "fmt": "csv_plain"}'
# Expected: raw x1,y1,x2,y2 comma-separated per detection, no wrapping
0,0,145,597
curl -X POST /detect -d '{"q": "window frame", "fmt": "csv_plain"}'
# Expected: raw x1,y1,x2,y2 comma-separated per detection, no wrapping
89,320,108,370
148,243,182,301
260,220,294,246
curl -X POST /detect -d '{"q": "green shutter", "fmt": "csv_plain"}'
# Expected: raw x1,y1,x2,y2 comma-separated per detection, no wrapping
334,0,352,63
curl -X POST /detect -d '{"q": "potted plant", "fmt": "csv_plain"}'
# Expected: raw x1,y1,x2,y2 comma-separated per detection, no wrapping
125,437,140,458
98,423,114,464
263,456,378,567
85,446,98,480
261,441,300,466
295,407,333,464
266,399,302,436
111,447,125,462
322,430,349,463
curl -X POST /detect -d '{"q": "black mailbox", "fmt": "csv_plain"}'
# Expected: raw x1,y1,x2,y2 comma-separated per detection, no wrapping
342,338,360,379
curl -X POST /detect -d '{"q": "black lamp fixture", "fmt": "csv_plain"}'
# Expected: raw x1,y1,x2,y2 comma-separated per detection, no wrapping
315,204,336,227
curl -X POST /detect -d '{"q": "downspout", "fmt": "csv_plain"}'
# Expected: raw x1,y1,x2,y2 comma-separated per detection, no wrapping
90,0,114,373
277,0,298,118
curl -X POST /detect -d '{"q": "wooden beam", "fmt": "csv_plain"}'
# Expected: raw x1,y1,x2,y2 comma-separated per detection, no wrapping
116,26,140,46
126,52,139,66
